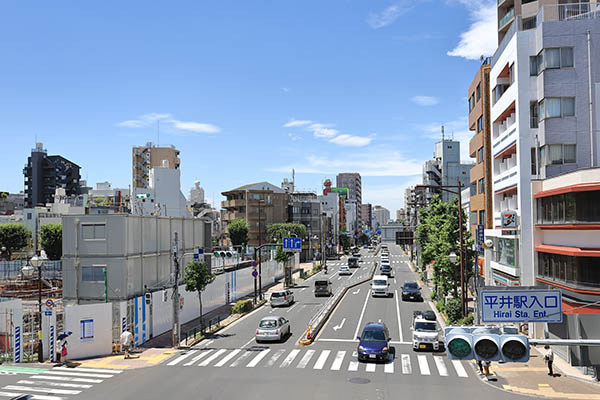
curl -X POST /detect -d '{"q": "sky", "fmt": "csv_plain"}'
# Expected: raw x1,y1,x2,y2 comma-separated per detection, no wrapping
0,0,498,214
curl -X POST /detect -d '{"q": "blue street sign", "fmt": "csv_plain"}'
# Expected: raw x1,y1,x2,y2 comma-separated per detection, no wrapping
44,311,52,316
252,270,258,278
476,224,484,245
480,288,562,323
282,237,302,252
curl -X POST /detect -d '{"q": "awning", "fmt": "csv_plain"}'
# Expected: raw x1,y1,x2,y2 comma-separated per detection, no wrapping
534,182,600,198
536,244,600,257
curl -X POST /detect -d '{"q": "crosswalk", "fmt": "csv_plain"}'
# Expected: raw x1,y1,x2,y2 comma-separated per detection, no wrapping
0,367,121,400
167,347,470,378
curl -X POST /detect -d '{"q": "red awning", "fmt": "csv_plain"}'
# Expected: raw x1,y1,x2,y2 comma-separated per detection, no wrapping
495,184,517,196
534,182,600,198
536,244,600,257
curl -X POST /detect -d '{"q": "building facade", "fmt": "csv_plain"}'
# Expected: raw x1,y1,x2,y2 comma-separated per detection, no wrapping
372,205,391,228
23,143,81,208
422,139,473,203
132,142,180,189
318,191,340,253
361,203,373,230
288,192,322,261
336,173,362,223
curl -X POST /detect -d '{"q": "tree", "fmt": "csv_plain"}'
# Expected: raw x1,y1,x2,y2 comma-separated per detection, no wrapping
227,219,249,247
0,224,31,259
183,261,216,330
357,233,369,246
266,223,307,243
339,234,351,250
40,223,62,260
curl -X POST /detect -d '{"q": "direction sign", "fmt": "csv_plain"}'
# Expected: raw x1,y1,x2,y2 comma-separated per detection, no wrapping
480,288,562,323
252,270,258,278
282,237,302,253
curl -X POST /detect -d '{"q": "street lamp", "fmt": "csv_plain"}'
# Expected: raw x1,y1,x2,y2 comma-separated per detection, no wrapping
23,253,47,362
448,252,458,264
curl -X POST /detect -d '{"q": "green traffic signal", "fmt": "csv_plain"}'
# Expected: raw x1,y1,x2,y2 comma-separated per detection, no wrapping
448,337,471,358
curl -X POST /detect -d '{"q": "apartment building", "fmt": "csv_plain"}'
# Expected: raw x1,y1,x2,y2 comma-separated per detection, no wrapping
484,2,600,289
422,139,473,203
288,191,323,261
132,142,180,189
221,182,289,248
361,203,373,230
372,205,391,228
318,190,340,254
336,173,362,223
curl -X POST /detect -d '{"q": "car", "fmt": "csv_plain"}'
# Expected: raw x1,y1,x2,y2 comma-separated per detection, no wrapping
256,316,290,343
422,310,436,321
327,253,341,260
411,314,441,351
348,257,359,268
401,282,423,301
314,279,333,296
371,275,390,297
357,322,391,362
363,245,368,249
380,263,393,277
339,265,352,275
270,289,294,307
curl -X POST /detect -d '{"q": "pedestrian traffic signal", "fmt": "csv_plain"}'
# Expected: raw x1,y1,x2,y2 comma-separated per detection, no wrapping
444,326,529,362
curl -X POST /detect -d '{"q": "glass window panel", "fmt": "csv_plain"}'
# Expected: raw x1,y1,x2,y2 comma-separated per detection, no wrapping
530,56,538,75
546,98,561,118
542,197,552,224
537,53,544,73
558,255,566,280
82,225,94,239
561,47,573,67
562,97,575,116
549,144,563,164
563,144,576,163
94,224,106,239
565,193,577,222
545,48,561,68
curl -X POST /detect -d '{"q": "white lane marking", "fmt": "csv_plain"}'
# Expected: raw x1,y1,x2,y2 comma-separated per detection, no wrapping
337,276,343,281
395,289,403,343
0,391,63,400
201,339,214,347
4,386,80,395
330,351,346,371
417,355,431,375
348,361,359,371
401,354,412,374
199,349,227,367
286,303,298,313
18,380,92,389
29,375,102,384
280,349,300,368
265,349,286,367
214,349,241,367
300,287,307,292
296,350,315,369
184,350,213,366
389,341,412,345
242,337,256,348
229,351,253,367
246,349,271,368
353,289,372,339
452,360,469,378
332,318,346,332
365,363,376,372
51,367,122,374
313,350,331,370
42,371,113,378
167,350,198,366
394,279,397,285
384,361,394,374
434,356,448,376
352,289,360,295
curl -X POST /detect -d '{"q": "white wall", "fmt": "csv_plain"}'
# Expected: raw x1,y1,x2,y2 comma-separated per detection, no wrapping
65,303,112,360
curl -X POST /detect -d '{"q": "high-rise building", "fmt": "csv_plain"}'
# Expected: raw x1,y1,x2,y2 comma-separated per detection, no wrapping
361,203,373,230
372,205,390,228
132,142,180,189
23,143,81,208
422,138,473,203
468,60,494,240
336,173,362,223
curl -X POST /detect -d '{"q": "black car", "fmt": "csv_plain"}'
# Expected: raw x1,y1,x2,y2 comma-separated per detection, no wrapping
380,264,392,277
326,253,341,260
348,257,359,268
422,310,436,321
401,282,422,301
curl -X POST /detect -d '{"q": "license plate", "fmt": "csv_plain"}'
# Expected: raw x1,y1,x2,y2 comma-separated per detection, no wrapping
369,354,376,359
419,344,426,349
410,296,414,299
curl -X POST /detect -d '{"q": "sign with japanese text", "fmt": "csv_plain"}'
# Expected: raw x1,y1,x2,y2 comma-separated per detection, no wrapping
480,288,562,323
501,210,517,229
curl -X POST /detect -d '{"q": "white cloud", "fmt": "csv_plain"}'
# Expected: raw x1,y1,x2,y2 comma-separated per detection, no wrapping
283,119,312,128
367,2,420,29
329,134,373,147
288,132,302,141
282,87,290,93
310,123,339,138
447,0,497,60
116,113,220,134
411,95,439,106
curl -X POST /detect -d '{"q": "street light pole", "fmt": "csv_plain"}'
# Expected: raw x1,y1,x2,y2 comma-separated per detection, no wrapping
457,180,466,318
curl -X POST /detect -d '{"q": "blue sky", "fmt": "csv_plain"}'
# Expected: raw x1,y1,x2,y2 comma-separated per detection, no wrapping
0,0,497,213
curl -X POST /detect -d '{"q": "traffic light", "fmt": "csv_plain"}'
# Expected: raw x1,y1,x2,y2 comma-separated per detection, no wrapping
444,326,529,362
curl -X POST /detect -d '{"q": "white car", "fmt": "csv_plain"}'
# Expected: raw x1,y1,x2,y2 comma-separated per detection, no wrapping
339,265,352,275
256,316,290,343
371,275,390,297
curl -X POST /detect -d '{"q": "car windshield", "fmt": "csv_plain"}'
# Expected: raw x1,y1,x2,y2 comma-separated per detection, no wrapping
362,329,387,342
404,283,418,289
415,322,437,331
373,280,387,286
259,320,277,328
315,281,328,287
271,292,285,298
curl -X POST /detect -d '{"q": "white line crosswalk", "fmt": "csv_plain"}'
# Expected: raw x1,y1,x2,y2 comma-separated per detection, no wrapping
0,366,122,400
166,347,470,379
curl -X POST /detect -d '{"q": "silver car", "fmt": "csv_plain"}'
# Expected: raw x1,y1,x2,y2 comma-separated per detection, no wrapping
255,316,290,343
270,290,294,307
339,265,352,275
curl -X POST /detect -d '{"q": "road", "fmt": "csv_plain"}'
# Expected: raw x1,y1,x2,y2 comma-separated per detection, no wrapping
0,245,528,400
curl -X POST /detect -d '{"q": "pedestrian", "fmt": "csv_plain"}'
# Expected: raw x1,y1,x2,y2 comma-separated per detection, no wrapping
544,345,554,376
477,360,484,376
483,360,492,381
60,340,68,365
120,328,134,359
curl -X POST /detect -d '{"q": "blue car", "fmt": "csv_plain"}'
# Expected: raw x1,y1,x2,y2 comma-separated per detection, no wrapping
357,322,391,362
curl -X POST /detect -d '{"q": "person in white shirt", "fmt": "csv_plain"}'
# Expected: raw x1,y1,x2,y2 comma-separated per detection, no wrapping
544,345,554,376
120,329,134,359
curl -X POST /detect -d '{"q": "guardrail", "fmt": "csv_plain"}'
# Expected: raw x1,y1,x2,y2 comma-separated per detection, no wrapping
299,246,382,345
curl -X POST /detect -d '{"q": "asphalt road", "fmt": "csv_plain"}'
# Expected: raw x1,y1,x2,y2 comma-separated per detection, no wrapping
0,245,530,400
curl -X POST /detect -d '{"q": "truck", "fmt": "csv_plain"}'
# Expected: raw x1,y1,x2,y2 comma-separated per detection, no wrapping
411,311,442,351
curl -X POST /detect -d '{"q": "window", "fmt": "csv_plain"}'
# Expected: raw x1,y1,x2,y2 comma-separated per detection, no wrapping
478,178,485,194
562,97,575,116
539,97,575,119
478,148,485,163
509,63,515,84
538,253,600,288
542,144,576,165
530,101,539,128
476,83,481,102
531,147,538,175
81,224,106,239
533,47,574,74
468,94,475,112
477,116,483,133
495,238,516,267
536,190,600,224
548,144,563,164
563,144,576,163
545,48,561,68
561,47,574,67
546,98,561,118
82,266,105,282
479,210,485,225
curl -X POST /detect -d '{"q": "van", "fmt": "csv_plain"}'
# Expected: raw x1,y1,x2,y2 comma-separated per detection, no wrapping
314,280,333,297
371,275,390,297
348,257,359,268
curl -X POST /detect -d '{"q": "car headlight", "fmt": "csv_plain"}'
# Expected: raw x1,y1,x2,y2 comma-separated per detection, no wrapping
358,345,365,351
382,347,389,352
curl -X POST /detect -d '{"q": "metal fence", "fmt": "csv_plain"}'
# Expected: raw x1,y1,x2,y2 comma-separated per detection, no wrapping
0,260,62,280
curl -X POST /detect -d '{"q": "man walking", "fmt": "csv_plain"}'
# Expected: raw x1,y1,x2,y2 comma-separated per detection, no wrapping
120,328,134,359
544,345,554,376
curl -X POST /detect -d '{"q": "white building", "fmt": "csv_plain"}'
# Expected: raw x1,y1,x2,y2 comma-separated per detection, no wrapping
344,199,358,235
318,192,340,250
372,205,391,228
189,180,205,205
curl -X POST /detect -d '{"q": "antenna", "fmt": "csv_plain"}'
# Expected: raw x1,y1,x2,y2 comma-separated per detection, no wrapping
157,120,160,146
441,125,445,142
292,169,295,185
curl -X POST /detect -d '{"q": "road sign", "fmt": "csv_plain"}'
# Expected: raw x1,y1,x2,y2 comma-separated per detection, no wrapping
252,270,258,278
476,224,484,248
282,237,302,253
480,288,562,323
44,311,52,316
45,299,54,308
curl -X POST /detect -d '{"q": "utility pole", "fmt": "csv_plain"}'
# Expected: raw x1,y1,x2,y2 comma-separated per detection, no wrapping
457,180,466,318
258,199,263,300
172,232,180,348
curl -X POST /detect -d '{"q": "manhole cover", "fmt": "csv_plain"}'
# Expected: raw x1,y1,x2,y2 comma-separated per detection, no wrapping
348,377,371,384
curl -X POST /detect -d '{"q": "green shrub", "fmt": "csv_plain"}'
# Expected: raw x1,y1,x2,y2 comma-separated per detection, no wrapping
232,299,253,314
435,300,445,314
430,291,438,301
457,314,474,326
445,298,463,324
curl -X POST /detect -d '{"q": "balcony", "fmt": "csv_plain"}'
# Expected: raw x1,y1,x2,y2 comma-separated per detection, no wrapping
498,8,515,29
221,199,245,209
223,211,245,222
